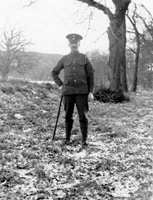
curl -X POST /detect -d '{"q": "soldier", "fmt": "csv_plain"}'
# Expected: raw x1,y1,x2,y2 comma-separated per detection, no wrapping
52,33,95,147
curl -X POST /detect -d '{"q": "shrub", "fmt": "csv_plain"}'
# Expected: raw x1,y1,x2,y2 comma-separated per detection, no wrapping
94,88,130,103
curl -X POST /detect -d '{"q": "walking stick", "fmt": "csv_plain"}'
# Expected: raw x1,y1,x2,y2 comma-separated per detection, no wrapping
52,95,63,141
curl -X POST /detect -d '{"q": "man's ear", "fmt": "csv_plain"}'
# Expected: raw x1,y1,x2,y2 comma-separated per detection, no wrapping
68,42,71,47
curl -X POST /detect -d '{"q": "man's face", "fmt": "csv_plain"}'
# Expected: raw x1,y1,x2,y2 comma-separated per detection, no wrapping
69,41,80,52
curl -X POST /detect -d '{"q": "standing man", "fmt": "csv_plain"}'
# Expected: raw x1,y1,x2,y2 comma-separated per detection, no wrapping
52,33,95,147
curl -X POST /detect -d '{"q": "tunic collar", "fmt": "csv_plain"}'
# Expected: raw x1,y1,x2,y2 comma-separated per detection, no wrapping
70,51,80,57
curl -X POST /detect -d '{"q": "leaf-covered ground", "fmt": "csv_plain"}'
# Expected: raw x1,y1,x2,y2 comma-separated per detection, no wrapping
0,81,153,200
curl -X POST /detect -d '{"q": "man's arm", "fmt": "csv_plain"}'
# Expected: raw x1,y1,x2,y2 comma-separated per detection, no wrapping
85,56,95,101
51,57,64,87
85,56,95,93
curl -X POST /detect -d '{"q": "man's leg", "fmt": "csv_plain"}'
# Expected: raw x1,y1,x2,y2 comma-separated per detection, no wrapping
63,95,75,143
76,94,89,146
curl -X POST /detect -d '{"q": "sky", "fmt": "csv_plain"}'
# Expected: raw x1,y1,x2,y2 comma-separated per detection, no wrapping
0,0,152,55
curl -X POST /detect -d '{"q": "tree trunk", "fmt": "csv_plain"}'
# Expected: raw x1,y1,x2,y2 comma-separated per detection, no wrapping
131,47,140,92
108,8,129,92
121,52,128,92
121,16,128,92
127,12,141,92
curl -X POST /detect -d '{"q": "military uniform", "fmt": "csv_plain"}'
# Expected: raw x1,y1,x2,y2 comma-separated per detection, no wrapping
52,34,95,146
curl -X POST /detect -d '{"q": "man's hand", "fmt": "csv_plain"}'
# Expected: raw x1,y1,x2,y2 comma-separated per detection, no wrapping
88,92,94,101
59,86,63,93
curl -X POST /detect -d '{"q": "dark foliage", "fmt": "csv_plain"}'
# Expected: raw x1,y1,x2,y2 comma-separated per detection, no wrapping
94,88,130,103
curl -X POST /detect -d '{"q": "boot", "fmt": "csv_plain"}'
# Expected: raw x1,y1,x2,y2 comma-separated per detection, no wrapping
64,122,73,144
80,124,88,147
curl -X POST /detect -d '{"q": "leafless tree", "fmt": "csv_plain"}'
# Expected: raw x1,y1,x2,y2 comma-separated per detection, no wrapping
0,28,32,81
127,4,140,92
126,4,153,90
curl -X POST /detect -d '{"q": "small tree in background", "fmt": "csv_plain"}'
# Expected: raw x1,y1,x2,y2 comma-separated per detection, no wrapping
0,28,32,81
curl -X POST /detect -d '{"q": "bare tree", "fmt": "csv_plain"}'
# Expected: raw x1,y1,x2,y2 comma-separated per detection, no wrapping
127,4,140,92
138,7,153,88
126,4,153,90
0,28,32,81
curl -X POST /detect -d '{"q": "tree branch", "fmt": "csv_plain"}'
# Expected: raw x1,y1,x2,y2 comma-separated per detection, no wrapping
23,0,38,7
76,0,114,19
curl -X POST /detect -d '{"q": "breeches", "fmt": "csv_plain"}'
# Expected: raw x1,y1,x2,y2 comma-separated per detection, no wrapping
63,94,88,124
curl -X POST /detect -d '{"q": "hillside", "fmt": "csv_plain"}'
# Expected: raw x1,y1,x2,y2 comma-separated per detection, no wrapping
0,80,153,200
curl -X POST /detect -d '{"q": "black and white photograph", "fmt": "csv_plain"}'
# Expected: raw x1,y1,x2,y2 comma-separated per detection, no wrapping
0,0,153,199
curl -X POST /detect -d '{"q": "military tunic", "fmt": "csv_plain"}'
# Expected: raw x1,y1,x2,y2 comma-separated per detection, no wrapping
52,51,94,95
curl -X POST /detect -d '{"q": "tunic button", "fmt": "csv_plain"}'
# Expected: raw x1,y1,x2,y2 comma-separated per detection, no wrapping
74,80,76,82
73,61,75,63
